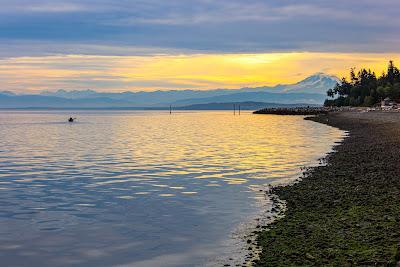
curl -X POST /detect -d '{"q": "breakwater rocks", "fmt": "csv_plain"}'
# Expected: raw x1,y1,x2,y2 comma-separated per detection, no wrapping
253,107,330,115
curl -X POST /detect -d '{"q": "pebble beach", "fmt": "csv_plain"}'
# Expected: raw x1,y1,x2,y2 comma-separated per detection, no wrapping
254,111,400,266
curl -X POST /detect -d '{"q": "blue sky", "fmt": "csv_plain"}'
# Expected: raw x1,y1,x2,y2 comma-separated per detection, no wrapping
0,0,399,92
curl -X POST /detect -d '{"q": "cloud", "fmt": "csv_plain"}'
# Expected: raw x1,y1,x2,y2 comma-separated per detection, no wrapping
0,1,91,13
0,52,398,93
0,0,398,61
0,41,195,59
25,3,87,13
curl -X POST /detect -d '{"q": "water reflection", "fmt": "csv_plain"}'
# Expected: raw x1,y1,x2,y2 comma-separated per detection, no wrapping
0,110,344,266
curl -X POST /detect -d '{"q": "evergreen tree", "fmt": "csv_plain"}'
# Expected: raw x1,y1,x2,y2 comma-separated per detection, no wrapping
325,61,399,107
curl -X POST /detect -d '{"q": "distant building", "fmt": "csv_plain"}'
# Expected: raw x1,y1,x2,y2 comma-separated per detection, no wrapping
381,97,397,109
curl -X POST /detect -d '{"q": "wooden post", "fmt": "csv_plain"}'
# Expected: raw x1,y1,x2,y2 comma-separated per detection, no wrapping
170,105,172,114
239,105,241,115
234,104,236,115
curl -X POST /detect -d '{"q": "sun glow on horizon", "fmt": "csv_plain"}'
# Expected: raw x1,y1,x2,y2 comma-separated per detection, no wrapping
0,52,398,93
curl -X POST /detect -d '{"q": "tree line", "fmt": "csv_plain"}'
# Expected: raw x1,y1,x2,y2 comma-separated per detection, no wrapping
325,61,400,107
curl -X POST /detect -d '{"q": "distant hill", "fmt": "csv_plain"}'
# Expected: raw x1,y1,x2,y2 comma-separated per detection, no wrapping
172,91,327,106
0,73,338,108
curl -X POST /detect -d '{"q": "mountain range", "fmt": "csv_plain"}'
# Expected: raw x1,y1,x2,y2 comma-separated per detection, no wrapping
0,73,339,109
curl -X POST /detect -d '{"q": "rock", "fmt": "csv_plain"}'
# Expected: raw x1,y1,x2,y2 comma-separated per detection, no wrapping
306,253,315,260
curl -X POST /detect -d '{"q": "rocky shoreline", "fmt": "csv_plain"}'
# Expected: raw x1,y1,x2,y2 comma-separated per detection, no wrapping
253,111,400,266
253,107,330,116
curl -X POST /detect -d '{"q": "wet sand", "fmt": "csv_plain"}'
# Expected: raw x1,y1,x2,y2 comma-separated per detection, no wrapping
254,111,400,266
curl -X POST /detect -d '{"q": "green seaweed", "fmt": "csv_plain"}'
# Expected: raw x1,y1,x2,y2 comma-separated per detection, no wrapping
254,112,400,266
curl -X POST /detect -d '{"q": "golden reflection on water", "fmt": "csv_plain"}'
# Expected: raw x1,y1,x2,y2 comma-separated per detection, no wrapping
0,110,345,267
0,111,344,198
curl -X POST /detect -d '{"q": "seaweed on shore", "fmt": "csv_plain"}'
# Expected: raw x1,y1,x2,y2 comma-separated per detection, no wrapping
254,112,400,266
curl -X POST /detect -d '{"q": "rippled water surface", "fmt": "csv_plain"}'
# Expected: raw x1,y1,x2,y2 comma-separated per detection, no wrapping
0,110,344,266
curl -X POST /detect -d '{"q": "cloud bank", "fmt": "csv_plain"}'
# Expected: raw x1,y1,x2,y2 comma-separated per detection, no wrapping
0,0,398,92
0,0,399,56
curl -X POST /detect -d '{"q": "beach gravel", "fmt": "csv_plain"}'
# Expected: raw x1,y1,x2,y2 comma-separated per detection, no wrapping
255,111,400,266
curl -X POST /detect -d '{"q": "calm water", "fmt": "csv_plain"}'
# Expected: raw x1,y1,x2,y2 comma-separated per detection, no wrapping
0,110,344,267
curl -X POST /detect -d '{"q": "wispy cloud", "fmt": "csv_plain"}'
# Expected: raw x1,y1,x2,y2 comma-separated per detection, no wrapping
25,3,87,13
0,1,91,13
0,53,397,93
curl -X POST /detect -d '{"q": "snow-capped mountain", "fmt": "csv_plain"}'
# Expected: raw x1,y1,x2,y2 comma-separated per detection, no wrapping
1,73,339,108
0,91,16,96
40,89,100,99
282,73,340,94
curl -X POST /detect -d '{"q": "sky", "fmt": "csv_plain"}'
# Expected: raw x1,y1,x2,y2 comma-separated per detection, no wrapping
0,0,399,93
